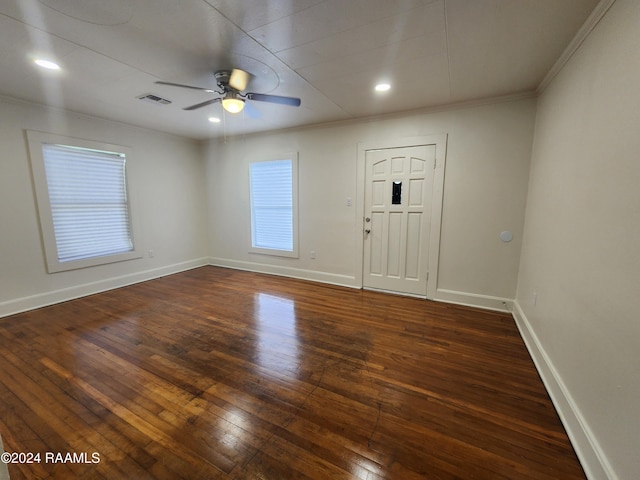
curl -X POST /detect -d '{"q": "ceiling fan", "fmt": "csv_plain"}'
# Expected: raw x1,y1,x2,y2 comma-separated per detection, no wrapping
155,69,301,115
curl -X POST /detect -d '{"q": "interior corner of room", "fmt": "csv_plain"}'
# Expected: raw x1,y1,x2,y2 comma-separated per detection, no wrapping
0,0,638,478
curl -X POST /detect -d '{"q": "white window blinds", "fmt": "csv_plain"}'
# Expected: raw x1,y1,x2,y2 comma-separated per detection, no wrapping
250,159,294,252
42,143,134,263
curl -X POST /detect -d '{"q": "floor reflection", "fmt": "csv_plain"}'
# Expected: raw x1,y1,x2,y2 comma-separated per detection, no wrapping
254,293,300,376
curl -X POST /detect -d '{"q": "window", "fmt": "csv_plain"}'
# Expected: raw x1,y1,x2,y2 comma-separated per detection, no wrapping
27,131,141,273
249,156,298,257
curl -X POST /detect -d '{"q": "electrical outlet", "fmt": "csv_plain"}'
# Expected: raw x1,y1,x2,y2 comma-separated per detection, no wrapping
148,250,154,258
310,251,316,259
346,197,352,207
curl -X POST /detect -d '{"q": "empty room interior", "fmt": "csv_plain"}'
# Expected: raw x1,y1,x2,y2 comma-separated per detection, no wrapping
0,0,638,479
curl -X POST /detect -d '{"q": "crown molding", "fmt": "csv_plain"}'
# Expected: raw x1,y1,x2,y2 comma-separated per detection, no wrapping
538,0,617,94
208,91,537,145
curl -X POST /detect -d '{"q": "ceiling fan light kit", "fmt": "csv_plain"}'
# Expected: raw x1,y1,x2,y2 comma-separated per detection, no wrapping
155,68,300,116
222,95,245,114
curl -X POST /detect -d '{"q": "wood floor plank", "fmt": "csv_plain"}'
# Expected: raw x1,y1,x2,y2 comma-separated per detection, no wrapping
0,266,586,479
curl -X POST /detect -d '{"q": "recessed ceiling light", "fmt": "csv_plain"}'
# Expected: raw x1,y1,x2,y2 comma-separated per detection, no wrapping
208,116,221,123
375,83,391,92
34,58,61,70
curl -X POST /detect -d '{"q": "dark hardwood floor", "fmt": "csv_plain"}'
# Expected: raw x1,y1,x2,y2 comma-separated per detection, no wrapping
0,266,585,479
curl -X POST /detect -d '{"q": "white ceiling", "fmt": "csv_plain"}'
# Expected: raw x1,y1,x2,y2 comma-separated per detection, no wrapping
0,0,599,140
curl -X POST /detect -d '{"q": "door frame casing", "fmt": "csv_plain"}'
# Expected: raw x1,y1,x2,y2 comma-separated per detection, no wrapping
356,134,447,299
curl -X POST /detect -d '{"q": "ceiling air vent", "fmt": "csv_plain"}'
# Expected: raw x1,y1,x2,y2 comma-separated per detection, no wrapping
137,93,172,105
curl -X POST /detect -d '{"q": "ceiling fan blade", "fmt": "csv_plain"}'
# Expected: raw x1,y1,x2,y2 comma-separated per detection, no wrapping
183,98,221,111
229,68,251,92
155,81,215,93
245,92,301,107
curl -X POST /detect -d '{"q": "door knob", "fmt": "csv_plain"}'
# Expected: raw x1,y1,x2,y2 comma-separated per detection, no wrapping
365,229,371,234
365,217,371,222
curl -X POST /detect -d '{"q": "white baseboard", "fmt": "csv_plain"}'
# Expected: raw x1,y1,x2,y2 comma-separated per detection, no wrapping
207,262,514,313
511,301,615,480
208,257,358,289
0,258,209,319
434,288,513,312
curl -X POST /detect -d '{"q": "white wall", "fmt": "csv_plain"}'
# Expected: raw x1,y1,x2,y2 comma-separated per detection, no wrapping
0,97,209,316
205,97,535,309
515,0,640,478
0,90,536,315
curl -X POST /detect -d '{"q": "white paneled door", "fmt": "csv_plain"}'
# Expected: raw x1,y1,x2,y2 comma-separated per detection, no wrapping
363,145,435,296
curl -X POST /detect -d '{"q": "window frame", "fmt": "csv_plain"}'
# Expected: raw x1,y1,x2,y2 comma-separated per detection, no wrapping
248,154,299,258
27,130,142,273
